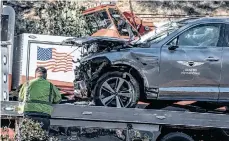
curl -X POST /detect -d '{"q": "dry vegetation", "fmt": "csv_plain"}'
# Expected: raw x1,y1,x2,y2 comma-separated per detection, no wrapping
117,1,229,23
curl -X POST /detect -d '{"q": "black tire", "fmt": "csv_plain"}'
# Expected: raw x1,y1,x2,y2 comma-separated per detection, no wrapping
160,132,194,141
93,71,140,108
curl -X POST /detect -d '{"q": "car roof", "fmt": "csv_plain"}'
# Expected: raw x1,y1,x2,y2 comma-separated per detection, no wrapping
180,17,229,24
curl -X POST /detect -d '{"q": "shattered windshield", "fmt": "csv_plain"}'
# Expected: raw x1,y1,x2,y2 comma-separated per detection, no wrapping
147,28,177,43
145,23,183,43
134,21,186,44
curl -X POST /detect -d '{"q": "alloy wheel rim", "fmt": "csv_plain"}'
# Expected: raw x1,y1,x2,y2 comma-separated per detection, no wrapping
99,77,134,108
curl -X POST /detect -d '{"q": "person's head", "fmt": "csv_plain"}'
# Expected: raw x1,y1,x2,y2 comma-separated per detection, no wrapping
35,66,47,79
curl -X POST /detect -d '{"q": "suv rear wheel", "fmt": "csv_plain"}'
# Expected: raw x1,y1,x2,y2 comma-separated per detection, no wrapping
93,71,140,108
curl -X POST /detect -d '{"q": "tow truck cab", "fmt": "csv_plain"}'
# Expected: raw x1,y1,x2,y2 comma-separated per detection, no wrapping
83,4,155,39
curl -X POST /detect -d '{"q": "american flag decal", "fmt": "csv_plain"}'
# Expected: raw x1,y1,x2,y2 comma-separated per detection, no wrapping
37,46,73,72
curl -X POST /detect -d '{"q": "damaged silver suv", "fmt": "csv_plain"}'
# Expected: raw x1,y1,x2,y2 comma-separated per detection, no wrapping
65,17,229,108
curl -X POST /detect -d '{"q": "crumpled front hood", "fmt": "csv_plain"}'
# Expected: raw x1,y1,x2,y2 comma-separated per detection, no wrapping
61,36,129,46
61,36,139,58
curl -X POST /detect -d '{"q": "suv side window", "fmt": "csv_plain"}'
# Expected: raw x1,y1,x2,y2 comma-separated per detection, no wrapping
168,24,221,47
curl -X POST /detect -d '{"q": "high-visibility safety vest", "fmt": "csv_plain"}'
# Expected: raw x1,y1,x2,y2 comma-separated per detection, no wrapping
18,77,62,115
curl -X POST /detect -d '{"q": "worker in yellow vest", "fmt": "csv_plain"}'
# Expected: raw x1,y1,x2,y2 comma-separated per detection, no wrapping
19,67,62,131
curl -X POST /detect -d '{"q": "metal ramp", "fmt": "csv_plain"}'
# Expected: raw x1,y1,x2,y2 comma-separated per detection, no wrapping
2,101,229,140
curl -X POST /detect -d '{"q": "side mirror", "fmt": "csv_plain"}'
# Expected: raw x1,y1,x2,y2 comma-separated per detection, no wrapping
168,45,178,50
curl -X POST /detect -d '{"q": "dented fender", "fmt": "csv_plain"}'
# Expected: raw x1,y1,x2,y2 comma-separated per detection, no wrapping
80,47,160,90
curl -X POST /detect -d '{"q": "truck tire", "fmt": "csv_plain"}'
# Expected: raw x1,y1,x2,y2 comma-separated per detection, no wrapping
160,132,194,141
93,71,140,108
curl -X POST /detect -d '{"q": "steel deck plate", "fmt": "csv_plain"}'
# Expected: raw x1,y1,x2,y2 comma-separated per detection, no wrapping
1,101,229,129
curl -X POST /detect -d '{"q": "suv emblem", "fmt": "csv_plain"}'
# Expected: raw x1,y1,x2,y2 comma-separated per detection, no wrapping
177,61,204,67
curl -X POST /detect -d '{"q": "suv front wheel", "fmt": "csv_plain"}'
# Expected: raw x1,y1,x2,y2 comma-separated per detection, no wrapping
93,71,140,108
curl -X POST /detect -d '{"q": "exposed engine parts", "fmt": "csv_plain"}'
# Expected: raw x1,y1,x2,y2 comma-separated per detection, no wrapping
62,36,132,57
74,57,110,98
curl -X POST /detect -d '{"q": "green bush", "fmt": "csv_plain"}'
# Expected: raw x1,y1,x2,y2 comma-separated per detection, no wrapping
4,1,91,37
1,118,59,141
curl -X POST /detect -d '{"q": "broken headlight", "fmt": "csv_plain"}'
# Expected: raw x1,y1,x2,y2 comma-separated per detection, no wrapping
87,43,98,53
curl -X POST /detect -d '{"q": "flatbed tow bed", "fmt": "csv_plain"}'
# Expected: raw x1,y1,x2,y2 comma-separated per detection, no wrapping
1,101,229,141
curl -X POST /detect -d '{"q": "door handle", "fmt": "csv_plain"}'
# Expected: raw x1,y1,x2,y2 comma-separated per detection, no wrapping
205,57,219,61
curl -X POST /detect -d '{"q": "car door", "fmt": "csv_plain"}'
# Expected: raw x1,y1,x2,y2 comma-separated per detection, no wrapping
219,23,229,101
158,23,224,100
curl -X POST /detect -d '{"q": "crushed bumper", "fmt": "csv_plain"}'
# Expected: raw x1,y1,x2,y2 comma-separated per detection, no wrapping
74,80,88,99
73,57,110,98
73,64,90,99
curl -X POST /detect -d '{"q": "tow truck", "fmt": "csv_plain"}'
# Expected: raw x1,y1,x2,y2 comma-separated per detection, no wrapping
2,3,229,141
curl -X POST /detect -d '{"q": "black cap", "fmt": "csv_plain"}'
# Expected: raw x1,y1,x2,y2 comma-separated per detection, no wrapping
35,66,47,74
